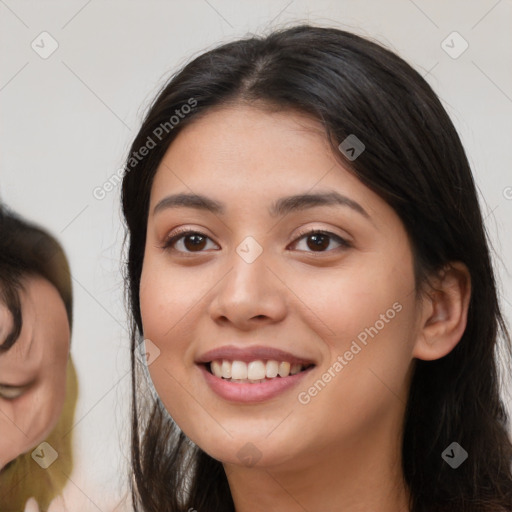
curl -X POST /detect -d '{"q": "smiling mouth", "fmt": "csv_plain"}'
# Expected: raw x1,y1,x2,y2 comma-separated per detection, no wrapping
205,359,315,384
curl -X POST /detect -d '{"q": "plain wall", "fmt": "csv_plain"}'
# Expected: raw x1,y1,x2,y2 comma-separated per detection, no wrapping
1,0,511,508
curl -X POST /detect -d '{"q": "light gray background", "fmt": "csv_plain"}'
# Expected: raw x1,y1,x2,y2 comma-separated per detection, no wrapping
1,1,511,509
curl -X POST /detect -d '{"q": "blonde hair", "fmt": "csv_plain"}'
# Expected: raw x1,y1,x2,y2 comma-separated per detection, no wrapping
0,358,78,511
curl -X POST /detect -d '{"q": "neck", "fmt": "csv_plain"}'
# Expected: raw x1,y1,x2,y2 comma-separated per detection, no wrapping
223,415,410,512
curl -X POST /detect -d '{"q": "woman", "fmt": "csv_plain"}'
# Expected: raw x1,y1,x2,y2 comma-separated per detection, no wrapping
0,205,77,511
121,24,512,511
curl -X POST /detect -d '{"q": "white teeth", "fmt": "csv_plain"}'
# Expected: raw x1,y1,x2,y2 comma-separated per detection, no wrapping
247,360,266,380
211,360,223,378
290,363,302,375
221,360,232,379
278,361,291,377
209,359,309,381
266,360,279,378
231,360,248,380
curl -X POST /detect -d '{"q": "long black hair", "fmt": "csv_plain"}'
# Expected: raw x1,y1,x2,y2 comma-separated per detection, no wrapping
121,24,512,511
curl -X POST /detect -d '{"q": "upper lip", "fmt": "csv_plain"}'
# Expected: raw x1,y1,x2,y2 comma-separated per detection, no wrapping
196,345,316,366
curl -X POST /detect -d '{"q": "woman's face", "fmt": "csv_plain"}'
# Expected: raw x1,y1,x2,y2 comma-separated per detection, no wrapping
140,105,424,469
0,276,70,470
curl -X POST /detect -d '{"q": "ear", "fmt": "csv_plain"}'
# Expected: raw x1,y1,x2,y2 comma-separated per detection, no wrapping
412,262,471,361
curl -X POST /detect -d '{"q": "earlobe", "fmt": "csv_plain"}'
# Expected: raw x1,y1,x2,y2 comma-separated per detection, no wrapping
412,262,471,361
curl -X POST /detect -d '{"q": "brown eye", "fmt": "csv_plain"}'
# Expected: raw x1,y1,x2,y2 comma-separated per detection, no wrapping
180,233,207,251
163,230,218,253
305,232,330,251
291,229,351,253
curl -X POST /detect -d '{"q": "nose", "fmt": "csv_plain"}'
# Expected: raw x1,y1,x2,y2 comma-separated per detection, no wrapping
207,246,287,331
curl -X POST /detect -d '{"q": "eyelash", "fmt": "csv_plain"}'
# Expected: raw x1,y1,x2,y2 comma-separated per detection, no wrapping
161,227,351,255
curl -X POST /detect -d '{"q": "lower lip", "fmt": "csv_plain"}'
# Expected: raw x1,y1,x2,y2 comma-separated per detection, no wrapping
199,364,314,403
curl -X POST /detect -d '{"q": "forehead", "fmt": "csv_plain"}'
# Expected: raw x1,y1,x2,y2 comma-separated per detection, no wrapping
0,300,13,345
0,277,69,377
150,105,377,215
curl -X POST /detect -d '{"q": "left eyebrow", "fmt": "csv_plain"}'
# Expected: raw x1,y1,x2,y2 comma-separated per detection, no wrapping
153,191,371,221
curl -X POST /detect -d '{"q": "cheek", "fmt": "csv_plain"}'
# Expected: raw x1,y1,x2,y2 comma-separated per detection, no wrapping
45,355,69,426
139,259,204,429
290,255,417,412
14,352,70,452
139,255,219,373
284,253,415,350
0,396,52,463
0,406,25,466
14,380,66,452
37,333,70,437
140,255,204,340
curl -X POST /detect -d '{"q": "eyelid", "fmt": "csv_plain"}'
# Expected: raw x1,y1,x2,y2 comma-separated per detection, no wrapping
291,228,353,253
0,384,29,400
291,226,352,248
161,225,352,254
160,226,219,251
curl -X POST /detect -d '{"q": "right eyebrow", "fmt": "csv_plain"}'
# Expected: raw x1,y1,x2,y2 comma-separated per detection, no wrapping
153,193,224,216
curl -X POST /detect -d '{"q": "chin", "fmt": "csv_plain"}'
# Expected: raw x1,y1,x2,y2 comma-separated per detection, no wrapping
192,431,301,470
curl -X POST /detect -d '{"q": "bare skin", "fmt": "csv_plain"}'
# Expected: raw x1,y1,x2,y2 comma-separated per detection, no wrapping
139,104,471,511
0,276,70,471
